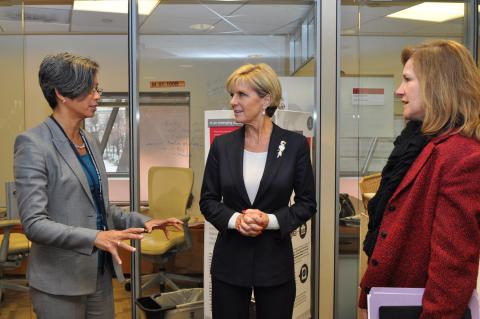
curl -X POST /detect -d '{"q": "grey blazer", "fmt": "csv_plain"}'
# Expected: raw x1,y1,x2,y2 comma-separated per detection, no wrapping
14,117,150,296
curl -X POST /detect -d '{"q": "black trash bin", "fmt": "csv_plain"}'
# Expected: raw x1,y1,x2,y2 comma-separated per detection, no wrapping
137,288,203,319
136,296,175,319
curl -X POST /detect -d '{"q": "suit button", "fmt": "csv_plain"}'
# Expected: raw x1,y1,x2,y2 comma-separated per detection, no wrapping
388,205,396,212
371,259,379,266
380,232,387,239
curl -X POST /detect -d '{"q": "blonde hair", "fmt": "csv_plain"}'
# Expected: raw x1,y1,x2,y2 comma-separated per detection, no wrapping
226,63,282,117
401,40,480,141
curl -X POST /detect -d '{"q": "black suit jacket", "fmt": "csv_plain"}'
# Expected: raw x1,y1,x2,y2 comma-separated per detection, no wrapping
200,123,317,287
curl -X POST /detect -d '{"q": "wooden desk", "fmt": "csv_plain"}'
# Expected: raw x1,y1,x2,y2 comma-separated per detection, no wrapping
339,224,359,255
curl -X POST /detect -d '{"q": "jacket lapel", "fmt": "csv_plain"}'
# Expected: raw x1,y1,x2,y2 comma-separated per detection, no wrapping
389,133,453,202
226,126,251,205
83,130,110,210
252,124,286,207
45,118,96,208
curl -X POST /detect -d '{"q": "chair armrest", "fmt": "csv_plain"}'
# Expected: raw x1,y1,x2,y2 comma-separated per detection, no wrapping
0,220,21,263
0,219,21,229
180,216,192,249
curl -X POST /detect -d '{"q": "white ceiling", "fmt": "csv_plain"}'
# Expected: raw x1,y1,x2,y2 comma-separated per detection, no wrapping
0,1,467,36
0,2,312,35
0,1,467,59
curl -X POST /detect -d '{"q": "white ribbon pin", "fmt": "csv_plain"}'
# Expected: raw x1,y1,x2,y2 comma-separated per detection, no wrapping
277,141,286,158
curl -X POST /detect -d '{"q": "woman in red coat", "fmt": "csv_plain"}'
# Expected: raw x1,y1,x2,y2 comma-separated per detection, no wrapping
359,40,480,319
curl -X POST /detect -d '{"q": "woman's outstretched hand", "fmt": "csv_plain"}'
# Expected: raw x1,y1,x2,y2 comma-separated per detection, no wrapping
144,217,184,239
94,228,145,265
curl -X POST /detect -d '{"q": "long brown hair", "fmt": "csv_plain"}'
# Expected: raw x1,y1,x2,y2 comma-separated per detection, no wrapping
401,40,480,141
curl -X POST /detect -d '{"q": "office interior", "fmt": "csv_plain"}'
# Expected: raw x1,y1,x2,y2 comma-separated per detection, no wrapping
0,0,479,318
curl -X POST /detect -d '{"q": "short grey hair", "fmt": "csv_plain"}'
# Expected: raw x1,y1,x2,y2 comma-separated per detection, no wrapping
38,53,99,109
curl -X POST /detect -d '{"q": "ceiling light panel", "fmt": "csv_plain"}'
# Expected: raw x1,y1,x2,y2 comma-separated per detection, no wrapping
387,2,464,23
73,0,158,16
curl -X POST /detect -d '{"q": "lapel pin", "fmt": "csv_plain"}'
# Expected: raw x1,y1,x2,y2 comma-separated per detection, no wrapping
277,140,286,158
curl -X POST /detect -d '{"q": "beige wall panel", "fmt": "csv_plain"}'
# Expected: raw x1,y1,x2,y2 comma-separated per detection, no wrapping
0,36,25,206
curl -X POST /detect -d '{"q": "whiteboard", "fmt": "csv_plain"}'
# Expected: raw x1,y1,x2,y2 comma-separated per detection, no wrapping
111,105,189,202
139,105,189,200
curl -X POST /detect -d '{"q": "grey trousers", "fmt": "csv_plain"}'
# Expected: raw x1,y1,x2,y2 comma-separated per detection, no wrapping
30,266,115,319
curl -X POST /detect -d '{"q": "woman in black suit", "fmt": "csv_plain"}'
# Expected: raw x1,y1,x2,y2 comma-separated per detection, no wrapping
200,63,317,319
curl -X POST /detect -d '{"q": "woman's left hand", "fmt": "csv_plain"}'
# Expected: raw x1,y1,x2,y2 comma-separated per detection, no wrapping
243,209,269,229
144,217,184,239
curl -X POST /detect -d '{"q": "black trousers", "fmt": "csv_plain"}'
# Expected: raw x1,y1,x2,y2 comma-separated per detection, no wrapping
212,278,296,319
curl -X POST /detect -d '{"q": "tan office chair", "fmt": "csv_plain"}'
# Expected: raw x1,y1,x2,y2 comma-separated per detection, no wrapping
0,220,30,301
135,167,201,291
357,172,381,319
358,172,381,211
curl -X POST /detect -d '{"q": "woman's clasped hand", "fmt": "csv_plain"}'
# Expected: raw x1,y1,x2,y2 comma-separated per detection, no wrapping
235,209,269,237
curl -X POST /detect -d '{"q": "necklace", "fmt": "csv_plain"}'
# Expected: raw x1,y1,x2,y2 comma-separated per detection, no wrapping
73,142,86,149
72,135,86,149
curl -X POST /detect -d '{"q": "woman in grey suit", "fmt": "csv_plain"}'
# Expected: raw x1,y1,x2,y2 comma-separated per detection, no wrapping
14,53,182,319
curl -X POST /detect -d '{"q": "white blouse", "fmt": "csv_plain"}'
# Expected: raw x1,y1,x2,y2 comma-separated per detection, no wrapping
243,149,267,204
227,150,279,230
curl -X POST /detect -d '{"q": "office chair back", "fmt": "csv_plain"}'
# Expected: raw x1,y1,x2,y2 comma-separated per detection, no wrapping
359,172,381,210
148,167,193,219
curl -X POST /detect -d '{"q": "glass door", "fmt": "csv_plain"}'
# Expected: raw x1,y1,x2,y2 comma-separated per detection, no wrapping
133,1,319,318
338,1,471,318
0,2,27,316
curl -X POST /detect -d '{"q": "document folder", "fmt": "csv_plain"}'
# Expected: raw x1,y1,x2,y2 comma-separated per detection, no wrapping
367,287,479,319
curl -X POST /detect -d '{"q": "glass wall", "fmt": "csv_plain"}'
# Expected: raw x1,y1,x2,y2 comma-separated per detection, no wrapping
0,1,132,317
0,2,27,316
337,1,471,318
7,0,480,317
0,1,319,318
0,3,24,209
135,2,318,318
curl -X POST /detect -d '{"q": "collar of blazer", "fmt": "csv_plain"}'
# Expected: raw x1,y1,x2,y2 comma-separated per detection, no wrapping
44,117,99,210
227,122,287,207
388,132,455,203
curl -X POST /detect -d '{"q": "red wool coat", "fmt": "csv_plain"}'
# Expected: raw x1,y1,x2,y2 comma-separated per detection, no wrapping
359,133,480,319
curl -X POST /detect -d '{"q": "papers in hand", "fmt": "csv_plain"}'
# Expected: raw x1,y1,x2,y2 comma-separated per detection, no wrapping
367,287,479,319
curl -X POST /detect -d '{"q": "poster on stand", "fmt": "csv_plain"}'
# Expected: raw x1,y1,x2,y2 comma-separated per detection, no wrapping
203,109,314,319
273,110,314,319
203,110,242,319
